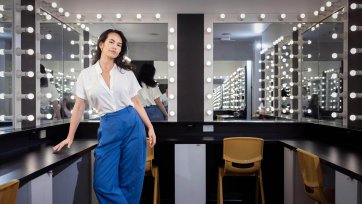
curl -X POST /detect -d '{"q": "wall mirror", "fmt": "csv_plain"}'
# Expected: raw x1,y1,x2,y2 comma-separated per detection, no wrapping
0,0,13,130
212,22,295,121
81,23,169,121
38,9,80,125
301,8,345,127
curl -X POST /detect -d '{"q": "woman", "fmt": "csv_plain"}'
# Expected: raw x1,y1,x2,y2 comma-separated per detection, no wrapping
53,29,156,204
137,63,168,121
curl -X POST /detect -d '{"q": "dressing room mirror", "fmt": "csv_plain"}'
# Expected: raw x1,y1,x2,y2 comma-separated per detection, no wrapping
213,22,295,121
0,0,13,130
301,9,345,127
82,23,169,120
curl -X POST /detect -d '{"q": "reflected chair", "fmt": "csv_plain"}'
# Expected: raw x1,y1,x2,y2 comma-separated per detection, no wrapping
296,148,334,204
0,179,20,204
146,138,160,204
218,137,265,204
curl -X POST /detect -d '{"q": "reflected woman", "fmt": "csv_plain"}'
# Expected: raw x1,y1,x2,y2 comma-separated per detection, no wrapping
53,29,156,204
40,64,61,120
137,63,168,121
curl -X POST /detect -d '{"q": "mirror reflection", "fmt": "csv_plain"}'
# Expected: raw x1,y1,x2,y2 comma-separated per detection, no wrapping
0,0,13,130
83,23,168,121
301,10,344,126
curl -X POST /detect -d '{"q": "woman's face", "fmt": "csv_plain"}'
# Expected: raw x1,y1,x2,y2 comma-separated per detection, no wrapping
99,32,123,59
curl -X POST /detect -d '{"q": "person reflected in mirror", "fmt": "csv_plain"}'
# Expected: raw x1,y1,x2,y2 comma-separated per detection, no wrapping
160,88,168,112
301,87,309,110
52,29,156,204
60,92,74,118
137,63,168,121
305,94,319,119
40,64,61,120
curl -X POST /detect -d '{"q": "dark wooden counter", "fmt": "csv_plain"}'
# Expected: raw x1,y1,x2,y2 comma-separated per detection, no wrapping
0,139,97,186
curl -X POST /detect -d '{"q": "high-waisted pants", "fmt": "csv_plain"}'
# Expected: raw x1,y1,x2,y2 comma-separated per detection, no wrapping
93,106,146,204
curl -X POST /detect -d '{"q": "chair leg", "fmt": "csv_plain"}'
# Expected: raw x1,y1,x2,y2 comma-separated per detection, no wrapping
218,167,224,204
259,170,265,204
153,167,159,204
255,175,260,204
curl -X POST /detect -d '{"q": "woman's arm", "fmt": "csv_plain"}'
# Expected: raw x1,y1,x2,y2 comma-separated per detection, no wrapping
53,97,86,151
131,96,156,147
52,100,62,120
154,97,168,120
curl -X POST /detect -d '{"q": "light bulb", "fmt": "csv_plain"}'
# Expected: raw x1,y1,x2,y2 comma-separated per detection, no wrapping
46,93,52,99
350,92,356,99
206,77,212,83
219,13,226,19
280,13,286,20
350,25,357,32
45,54,52,59
116,13,122,19
332,33,338,39
206,110,213,115
169,111,175,116
169,44,175,50
155,13,161,19
169,94,175,100
314,11,319,16
299,13,305,19
96,14,102,19
206,94,212,99
169,61,175,67
350,115,356,121
169,27,175,33
206,44,212,50
169,77,175,83
326,1,332,7
64,12,70,17
76,14,82,20
45,34,52,40
331,112,337,118
136,13,142,20
58,7,64,13
350,48,357,54
259,13,265,20
206,27,212,33
240,13,246,20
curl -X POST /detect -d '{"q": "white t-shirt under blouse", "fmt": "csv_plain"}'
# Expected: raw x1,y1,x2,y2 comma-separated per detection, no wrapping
76,61,141,116
138,82,162,107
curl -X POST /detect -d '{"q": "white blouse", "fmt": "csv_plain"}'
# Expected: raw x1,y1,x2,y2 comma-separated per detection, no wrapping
40,84,59,107
76,61,141,116
138,82,162,107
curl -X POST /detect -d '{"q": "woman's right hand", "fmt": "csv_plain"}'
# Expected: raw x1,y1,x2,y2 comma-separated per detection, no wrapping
52,137,73,152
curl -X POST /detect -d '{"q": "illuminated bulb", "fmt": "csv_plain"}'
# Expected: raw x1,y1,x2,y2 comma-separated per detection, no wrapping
280,13,286,21
331,112,337,118
169,27,175,33
326,1,332,7
169,61,175,67
219,13,226,20
307,68,312,72
206,77,212,83
169,111,175,116
314,11,319,16
169,44,175,50
350,70,362,76
46,93,52,99
350,3,362,10
350,92,356,98
51,2,57,8
240,13,246,20
332,33,338,39
350,25,361,32
332,12,339,19
27,115,34,121
169,77,175,83
26,27,34,33
46,114,52,119
206,27,212,33
64,12,70,17
58,7,64,13
206,94,212,99
76,14,82,20
155,13,161,19
206,110,213,115
350,115,356,121
307,109,312,113
299,13,305,20
259,13,265,20
331,92,338,98
293,27,297,31
45,34,52,40
350,48,359,54
206,44,212,50
320,6,325,12
136,13,142,20
46,14,52,20
45,54,52,59
116,13,122,19
169,94,175,100
96,14,102,19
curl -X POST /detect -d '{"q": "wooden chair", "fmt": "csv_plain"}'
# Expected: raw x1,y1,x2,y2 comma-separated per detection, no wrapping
146,138,160,204
218,137,265,204
0,179,20,204
296,148,334,204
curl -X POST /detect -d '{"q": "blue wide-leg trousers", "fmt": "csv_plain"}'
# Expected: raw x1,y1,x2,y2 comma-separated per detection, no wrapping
94,106,146,204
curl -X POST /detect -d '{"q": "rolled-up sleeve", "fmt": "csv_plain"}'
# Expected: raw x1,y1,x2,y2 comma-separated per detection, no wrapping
75,71,87,100
128,71,142,98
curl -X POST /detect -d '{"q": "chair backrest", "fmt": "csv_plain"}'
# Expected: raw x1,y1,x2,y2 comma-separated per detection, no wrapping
145,138,154,172
223,137,264,173
296,148,323,189
0,179,19,204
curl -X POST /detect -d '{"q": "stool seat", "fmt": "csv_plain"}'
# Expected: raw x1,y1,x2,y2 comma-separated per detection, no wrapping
0,179,20,204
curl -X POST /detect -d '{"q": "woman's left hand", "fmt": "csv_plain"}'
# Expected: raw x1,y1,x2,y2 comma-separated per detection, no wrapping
148,128,156,147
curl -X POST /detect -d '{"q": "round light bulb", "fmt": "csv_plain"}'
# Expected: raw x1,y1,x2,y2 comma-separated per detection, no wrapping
76,14,82,20
240,13,246,19
116,13,122,19
64,12,70,17
27,115,34,121
350,92,356,98
332,33,338,39
331,53,338,59
206,110,212,115
206,77,212,83
96,14,102,19
46,114,52,119
350,70,356,76
206,61,212,66
169,27,175,33
260,13,265,19
169,44,175,50
206,27,212,33
219,13,226,19
169,61,175,67
169,94,175,100
350,48,357,54
350,115,356,121
155,13,161,19
350,3,357,10
314,11,319,16
169,111,175,116
45,34,52,40
27,93,34,99
169,77,175,83
326,1,332,7
350,25,357,32
46,54,52,59
46,93,52,99
206,44,212,50
58,7,64,13
136,13,142,20
206,94,212,99
331,112,337,118
26,27,34,33
27,71,34,77
300,13,305,19
27,49,34,55
280,13,286,19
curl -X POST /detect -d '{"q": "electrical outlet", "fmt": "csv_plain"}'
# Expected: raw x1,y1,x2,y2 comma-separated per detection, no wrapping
39,130,46,139
203,125,214,132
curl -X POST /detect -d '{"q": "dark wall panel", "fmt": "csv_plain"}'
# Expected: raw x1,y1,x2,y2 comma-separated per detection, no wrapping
177,14,204,121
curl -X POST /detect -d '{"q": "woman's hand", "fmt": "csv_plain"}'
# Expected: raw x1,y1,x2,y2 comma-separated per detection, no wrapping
52,137,73,152
148,128,156,148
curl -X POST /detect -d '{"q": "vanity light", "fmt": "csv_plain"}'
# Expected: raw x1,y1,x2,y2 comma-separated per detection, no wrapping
206,93,212,99
219,13,226,20
16,26,34,34
206,44,212,50
0,49,12,55
51,2,57,8
350,48,362,54
0,27,11,33
206,110,213,116
0,115,12,121
17,93,34,100
169,61,175,67
350,3,362,10
239,13,246,20
64,12,70,17
96,14,103,21
205,61,212,67
169,111,175,117
16,5,34,12
350,70,362,76
326,1,333,7
38,114,53,120
320,6,326,12
331,53,343,59
279,13,286,21
169,77,175,83
115,13,122,19
85,27,90,32
297,13,306,21
350,92,362,98
350,115,362,121
80,24,86,29
136,13,142,20
0,93,11,99
155,13,161,20
168,44,175,50
169,94,175,100
15,48,34,56
206,27,212,33
0,5,10,11
45,14,52,20
169,27,175,34
313,11,319,16
17,115,35,122
37,71,52,79
350,25,362,31
292,27,297,31
38,33,52,40
331,112,346,118
206,77,212,83
58,7,64,13
76,14,83,20
67,27,72,32
39,53,52,60
259,13,266,21
304,54,312,58
331,33,340,39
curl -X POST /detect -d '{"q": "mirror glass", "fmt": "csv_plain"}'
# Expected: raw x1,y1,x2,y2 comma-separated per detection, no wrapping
213,22,295,121
82,23,169,120
0,0,13,130
301,9,344,127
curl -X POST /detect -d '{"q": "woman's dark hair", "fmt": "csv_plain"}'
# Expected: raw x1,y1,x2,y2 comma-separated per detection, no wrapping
40,64,48,87
137,63,157,88
92,29,133,71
